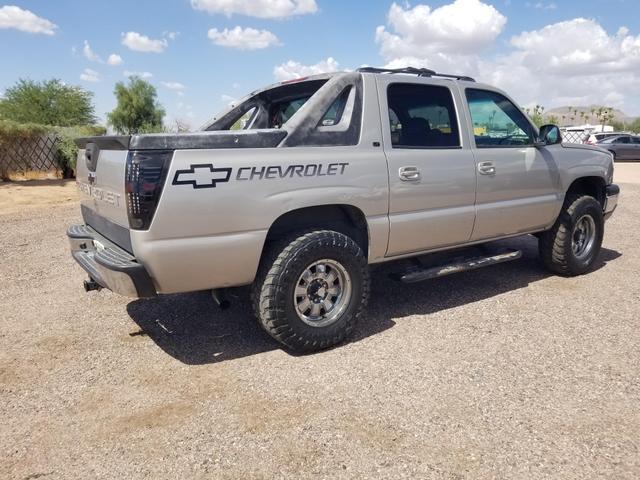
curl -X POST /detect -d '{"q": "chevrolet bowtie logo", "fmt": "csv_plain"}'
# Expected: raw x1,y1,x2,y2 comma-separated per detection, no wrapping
172,163,232,189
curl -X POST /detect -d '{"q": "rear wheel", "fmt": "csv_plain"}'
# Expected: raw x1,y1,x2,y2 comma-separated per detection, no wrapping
538,195,604,276
252,230,369,352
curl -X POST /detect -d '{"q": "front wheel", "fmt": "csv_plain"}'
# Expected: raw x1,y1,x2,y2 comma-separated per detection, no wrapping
252,230,370,352
538,195,604,276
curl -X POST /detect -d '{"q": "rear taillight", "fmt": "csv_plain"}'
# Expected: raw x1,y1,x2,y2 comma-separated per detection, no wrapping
125,150,172,230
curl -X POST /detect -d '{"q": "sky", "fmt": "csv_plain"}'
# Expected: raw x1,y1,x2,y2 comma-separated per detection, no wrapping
1,0,639,129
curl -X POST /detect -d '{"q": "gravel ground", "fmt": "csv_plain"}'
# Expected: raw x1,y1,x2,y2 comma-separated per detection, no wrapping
1,169,639,479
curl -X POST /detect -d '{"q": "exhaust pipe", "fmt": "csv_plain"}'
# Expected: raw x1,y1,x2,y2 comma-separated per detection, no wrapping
211,289,231,310
84,278,102,292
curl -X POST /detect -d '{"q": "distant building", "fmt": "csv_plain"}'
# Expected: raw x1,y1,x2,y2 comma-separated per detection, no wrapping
562,124,614,133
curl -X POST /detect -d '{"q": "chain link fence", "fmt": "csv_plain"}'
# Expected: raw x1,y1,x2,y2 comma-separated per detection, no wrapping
0,134,62,180
561,130,588,144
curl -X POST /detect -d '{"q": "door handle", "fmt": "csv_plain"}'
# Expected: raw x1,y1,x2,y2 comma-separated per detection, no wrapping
399,166,421,182
478,161,496,175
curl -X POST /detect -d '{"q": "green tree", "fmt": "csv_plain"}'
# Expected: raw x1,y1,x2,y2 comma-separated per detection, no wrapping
629,118,640,134
107,77,165,134
0,79,96,126
610,119,626,132
595,107,615,130
526,104,545,127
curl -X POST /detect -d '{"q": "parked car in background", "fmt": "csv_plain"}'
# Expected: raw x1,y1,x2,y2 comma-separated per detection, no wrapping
596,134,640,160
585,132,626,145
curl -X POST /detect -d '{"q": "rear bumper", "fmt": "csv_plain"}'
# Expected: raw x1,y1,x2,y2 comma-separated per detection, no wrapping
604,184,619,220
67,225,156,298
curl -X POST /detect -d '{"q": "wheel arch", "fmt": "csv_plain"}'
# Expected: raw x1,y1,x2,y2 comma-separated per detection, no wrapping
262,204,370,259
565,176,606,207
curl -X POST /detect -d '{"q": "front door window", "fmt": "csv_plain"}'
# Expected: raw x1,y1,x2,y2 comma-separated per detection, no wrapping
466,89,535,147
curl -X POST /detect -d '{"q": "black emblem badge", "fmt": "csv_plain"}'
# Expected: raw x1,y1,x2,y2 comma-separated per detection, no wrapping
172,164,232,189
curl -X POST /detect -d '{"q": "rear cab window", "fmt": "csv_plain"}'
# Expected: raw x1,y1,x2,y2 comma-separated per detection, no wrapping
206,79,328,131
205,76,361,147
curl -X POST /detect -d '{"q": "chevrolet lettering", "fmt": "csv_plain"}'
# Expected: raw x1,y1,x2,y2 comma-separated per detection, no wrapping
76,181,122,207
236,163,349,181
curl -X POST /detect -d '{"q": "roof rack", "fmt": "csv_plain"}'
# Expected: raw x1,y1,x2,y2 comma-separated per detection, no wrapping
356,66,475,82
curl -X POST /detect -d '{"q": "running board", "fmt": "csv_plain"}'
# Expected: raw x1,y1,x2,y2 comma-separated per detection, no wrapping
392,249,522,284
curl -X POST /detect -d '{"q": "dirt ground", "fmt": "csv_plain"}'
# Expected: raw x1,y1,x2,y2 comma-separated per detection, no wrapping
0,167,638,479
0,179,78,215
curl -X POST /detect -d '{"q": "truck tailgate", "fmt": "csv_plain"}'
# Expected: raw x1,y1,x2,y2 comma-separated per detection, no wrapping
75,137,132,252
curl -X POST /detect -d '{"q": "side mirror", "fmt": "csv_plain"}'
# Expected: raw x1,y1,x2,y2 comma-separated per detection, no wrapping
537,124,562,146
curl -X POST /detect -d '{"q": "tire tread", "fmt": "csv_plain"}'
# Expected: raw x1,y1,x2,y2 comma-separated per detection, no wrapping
539,194,603,276
251,230,370,352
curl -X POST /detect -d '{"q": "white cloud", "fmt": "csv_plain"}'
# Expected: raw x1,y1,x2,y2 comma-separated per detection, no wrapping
0,5,57,35
375,0,506,60
162,81,186,91
208,26,280,50
107,53,123,66
191,0,317,18
164,31,179,40
526,2,557,10
83,43,123,66
121,31,168,53
480,18,640,113
374,0,640,115
124,70,153,79
273,57,340,81
509,18,640,76
80,68,100,82
83,40,102,62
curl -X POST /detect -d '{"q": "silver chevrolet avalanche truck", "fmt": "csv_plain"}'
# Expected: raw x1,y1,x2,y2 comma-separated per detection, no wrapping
68,67,619,352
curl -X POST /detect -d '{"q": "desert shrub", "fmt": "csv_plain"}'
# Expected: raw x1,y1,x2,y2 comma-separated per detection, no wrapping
54,125,106,177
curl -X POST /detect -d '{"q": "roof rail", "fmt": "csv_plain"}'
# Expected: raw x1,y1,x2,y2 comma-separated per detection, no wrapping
356,66,475,82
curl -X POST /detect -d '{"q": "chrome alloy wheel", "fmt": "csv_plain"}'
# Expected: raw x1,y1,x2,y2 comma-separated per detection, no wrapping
572,214,597,259
293,259,352,327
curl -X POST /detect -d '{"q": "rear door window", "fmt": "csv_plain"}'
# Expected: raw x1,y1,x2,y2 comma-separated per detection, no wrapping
386,83,461,148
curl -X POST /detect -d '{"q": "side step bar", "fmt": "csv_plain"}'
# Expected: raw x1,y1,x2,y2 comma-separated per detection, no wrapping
393,249,522,284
